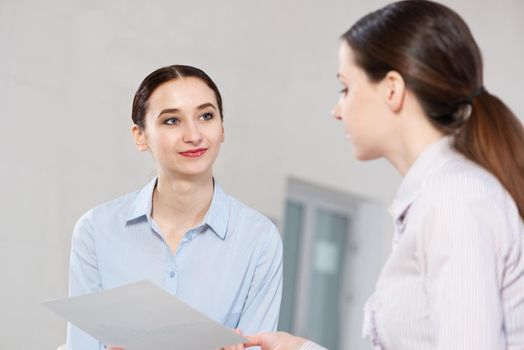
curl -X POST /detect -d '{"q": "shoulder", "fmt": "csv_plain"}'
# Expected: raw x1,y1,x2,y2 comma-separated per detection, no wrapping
417,153,521,250
229,195,278,229
424,153,511,207
72,188,142,237
223,191,282,249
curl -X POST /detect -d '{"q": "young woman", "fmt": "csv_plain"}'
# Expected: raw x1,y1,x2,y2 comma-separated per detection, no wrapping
67,65,283,349
246,1,524,349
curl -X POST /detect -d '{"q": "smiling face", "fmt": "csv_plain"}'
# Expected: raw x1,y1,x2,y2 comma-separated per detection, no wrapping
132,77,224,179
333,41,395,161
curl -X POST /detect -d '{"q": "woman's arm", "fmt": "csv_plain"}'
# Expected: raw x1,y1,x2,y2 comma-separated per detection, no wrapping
423,185,506,350
236,224,283,334
67,210,105,350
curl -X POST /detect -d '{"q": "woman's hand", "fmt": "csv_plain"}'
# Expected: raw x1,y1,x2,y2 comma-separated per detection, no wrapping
244,332,307,350
106,329,247,350
106,330,307,350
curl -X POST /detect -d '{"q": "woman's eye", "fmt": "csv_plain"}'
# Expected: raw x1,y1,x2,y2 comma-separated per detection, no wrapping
339,87,348,95
200,112,214,121
164,117,179,125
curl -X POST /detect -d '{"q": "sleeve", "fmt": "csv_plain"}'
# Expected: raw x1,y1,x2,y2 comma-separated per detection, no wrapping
422,186,506,350
237,223,283,334
299,341,329,350
66,210,104,350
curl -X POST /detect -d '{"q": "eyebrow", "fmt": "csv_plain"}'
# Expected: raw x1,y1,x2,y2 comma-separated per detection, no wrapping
157,103,217,118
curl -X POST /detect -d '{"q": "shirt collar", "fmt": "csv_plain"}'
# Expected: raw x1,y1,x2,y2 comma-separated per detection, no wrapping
125,177,157,222
389,136,455,221
125,177,230,240
202,181,230,240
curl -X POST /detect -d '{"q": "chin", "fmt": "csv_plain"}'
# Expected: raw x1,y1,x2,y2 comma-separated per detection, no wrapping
165,164,213,179
180,168,212,178
352,147,380,161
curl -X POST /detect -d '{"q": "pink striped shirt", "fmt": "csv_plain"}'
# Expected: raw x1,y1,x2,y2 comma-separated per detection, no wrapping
301,137,524,349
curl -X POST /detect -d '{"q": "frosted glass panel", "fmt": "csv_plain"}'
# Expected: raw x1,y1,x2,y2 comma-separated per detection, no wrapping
278,200,304,332
305,208,349,350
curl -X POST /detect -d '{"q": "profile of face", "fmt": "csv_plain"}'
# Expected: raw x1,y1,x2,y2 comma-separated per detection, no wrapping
333,41,401,161
132,77,224,179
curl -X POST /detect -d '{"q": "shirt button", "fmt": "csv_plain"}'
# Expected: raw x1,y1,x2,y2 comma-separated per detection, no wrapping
169,271,176,278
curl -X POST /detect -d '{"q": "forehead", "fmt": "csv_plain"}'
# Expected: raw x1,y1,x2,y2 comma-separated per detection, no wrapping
148,77,217,110
338,41,358,77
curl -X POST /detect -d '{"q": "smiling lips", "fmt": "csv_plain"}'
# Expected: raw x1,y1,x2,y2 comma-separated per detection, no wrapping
179,148,208,158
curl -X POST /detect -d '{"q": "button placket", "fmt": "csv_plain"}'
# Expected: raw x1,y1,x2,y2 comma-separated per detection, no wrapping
164,226,199,293
164,253,179,294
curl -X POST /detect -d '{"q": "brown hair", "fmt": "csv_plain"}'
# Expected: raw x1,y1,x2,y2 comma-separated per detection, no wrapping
343,0,524,218
132,65,223,129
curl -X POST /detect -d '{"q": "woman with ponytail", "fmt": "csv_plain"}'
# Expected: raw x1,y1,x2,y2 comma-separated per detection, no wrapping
245,1,524,349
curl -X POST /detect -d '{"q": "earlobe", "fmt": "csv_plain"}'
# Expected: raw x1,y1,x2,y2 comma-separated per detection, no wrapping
131,124,148,152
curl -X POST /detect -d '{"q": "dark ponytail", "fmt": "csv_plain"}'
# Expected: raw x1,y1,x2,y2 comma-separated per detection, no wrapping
455,91,524,218
343,0,524,218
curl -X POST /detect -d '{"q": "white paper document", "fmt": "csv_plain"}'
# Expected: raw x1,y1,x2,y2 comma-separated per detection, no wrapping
43,280,247,350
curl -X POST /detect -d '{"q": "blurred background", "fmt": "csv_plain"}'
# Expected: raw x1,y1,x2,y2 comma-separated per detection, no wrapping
1,0,523,349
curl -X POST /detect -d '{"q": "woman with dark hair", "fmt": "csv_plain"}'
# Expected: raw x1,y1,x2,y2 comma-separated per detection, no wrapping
245,1,524,349
67,65,283,349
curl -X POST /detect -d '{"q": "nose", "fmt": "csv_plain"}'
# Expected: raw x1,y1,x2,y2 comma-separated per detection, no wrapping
183,121,203,144
332,107,342,121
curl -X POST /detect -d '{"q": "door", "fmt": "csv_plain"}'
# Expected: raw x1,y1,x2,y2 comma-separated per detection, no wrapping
278,179,358,350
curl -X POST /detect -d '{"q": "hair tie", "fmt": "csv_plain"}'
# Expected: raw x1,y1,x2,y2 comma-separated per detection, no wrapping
453,86,485,123
467,85,485,103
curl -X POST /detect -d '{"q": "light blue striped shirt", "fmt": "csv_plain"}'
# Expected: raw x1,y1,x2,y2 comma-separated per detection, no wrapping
67,178,283,349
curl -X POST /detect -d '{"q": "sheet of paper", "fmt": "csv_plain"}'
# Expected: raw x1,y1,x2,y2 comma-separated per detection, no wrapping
43,280,247,350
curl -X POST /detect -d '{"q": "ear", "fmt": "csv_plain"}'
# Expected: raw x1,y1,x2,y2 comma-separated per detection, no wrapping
131,124,148,152
220,122,225,143
383,71,405,113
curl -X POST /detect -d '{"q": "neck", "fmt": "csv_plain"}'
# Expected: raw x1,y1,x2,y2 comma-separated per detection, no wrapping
386,116,444,176
152,171,214,226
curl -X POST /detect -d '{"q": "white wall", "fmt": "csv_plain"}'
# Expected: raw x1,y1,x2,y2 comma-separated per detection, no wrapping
0,0,522,348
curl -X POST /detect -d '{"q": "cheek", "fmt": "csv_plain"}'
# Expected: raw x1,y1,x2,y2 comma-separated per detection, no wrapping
206,124,225,143
345,90,379,124
148,130,179,152
340,95,360,128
